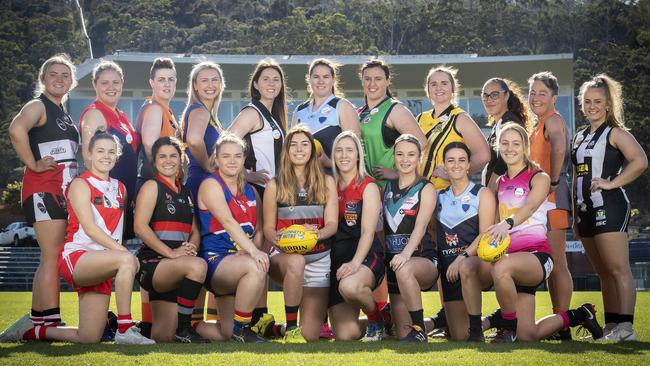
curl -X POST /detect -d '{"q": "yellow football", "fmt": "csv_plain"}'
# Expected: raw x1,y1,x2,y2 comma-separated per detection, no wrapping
277,224,318,254
314,139,323,157
477,232,510,263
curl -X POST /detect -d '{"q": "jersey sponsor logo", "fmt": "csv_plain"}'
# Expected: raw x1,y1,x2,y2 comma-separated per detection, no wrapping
586,140,596,149
38,140,76,161
167,203,176,215
56,117,69,131
576,163,589,176
574,134,585,148
596,209,607,226
543,257,554,280
399,208,417,216
514,188,525,197
165,193,173,203
386,234,409,253
322,106,332,115
37,202,47,214
93,196,103,205
103,195,119,209
344,212,357,226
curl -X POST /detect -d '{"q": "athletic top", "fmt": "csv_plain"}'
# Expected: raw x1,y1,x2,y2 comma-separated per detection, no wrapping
359,97,400,188
417,105,465,190
571,123,627,210
61,171,125,257
436,182,483,267
497,168,550,254
294,95,343,158
181,102,222,200
335,175,376,242
276,186,330,261
243,100,285,187
135,97,179,182
383,177,434,254
137,176,194,260
22,94,79,202
486,111,524,178
199,171,258,254
80,100,140,205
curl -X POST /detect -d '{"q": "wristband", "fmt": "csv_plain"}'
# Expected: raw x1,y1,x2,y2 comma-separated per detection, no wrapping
505,217,515,230
461,251,469,258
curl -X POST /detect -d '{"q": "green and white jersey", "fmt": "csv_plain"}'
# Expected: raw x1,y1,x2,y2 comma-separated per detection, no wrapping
358,97,400,188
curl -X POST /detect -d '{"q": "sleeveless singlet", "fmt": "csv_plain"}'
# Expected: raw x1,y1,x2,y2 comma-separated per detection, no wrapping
571,123,627,211
486,111,524,179
22,94,79,201
80,100,140,202
135,97,179,182
243,100,285,186
199,171,258,254
497,168,550,254
436,182,483,267
359,97,400,187
61,171,125,256
137,176,194,260
294,95,343,158
276,186,330,261
417,105,466,190
181,102,222,200
383,177,434,254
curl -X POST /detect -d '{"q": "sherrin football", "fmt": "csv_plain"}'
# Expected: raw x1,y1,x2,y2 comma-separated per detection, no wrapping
277,224,318,254
477,232,510,263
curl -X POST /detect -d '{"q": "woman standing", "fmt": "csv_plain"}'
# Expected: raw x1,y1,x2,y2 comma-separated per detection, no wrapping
263,126,338,341
134,137,208,343
417,66,489,191
572,75,647,341
358,60,426,188
1,133,154,344
181,61,226,201
328,131,385,341
527,71,573,340
134,57,179,335
383,135,438,342
8,54,79,329
293,58,360,171
481,78,532,191
80,60,140,241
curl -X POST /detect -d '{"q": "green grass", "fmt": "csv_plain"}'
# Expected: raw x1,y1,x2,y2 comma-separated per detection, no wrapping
1,291,648,365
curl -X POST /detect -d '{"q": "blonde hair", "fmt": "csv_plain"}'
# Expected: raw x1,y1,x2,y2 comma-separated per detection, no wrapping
306,58,343,99
497,122,540,171
181,61,226,130
92,60,124,83
213,132,247,188
425,65,460,104
276,125,328,206
331,131,367,185
578,74,625,129
34,54,77,100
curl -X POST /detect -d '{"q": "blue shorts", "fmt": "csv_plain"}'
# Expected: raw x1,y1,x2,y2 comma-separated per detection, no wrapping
202,250,235,295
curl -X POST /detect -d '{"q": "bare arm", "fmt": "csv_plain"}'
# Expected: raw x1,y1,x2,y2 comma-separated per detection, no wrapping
186,108,213,172
8,100,54,172
262,180,279,245
253,189,264,248
140,105,164,161
80,109,107,168
545,115,568,185
595,128,648,190
387,104,428,149
338,99,361,138
457,113,491,175
69,178,125,251
228,107,262,139
316,176,340,240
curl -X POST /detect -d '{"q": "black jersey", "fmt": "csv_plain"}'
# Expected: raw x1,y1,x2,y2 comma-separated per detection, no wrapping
486,111,524,178
137,176,194,260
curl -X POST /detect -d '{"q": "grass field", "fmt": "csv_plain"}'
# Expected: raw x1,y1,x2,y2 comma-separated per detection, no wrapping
0,291,648,365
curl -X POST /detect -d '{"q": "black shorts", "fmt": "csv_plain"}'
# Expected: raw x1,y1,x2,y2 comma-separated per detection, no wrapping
23,192,67,224
515,252,554,295
329,243,385,308
386,248,438,295
136,256,178,302
577,199,630,238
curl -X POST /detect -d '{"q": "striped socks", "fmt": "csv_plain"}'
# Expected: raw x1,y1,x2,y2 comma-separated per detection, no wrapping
233,309,253,331
176,278,203,331
117,314,133,334
285,305,299,329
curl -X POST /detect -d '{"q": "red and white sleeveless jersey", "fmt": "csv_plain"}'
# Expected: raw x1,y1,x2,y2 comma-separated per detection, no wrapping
62,171,125,256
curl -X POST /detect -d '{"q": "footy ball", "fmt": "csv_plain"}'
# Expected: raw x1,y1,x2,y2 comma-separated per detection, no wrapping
277,224,318,254
314,139,323,157
477,232,510,263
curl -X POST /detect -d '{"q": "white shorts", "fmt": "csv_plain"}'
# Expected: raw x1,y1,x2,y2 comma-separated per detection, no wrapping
304,254,330,288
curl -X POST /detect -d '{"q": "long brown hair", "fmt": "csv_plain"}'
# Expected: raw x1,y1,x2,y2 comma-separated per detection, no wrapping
249,58,288,133
484,77,532,132
276,126,328,206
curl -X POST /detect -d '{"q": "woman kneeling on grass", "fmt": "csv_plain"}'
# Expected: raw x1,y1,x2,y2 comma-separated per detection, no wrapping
459,122,603,343
328,131,386,341
0,132,153,344
195,132,269,343
134,136,208,343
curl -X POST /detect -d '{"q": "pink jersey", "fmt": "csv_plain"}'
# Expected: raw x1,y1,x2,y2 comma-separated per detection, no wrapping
497,168,550,254
62,171,125,256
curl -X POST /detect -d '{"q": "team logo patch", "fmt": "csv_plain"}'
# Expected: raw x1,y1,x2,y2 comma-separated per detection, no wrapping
362,115,371,124
574,134,585,148
370,108,379,115
165,193,173,203
37,202,47,214
272,129,282,140
596,209,607,226
586,140,596,149
345,200,357,210
167,203,176,214
461,195,471,212
344,212,357,226
318,116,327,123
514,188,525,197
56,117,68,131
445,232,459,247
